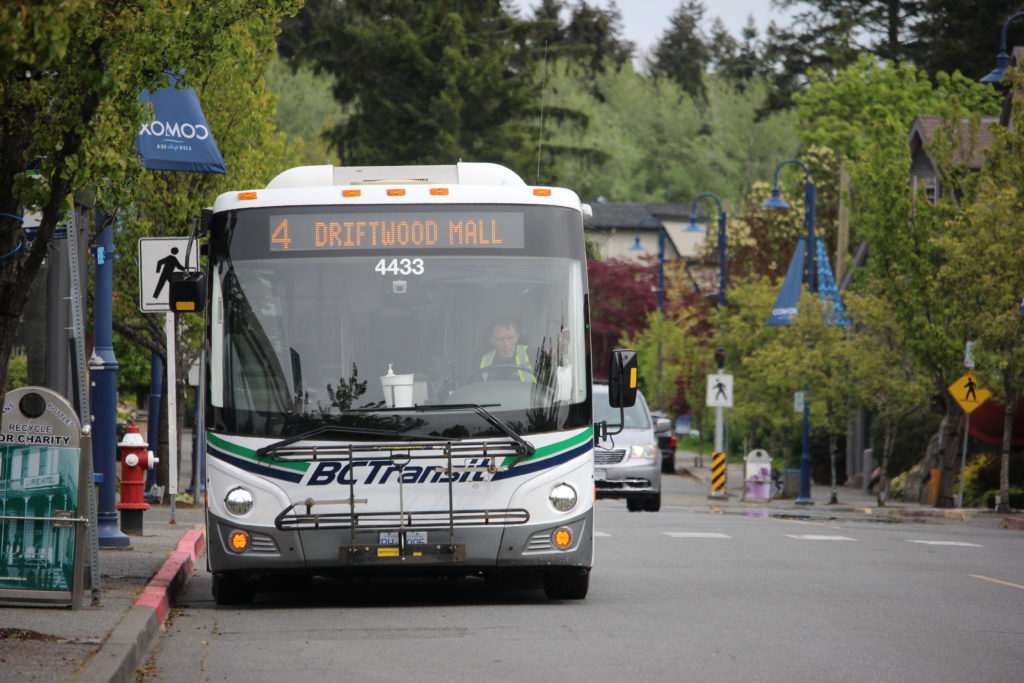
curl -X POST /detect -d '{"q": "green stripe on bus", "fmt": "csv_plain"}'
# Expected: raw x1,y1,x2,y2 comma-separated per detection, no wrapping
500,427,593,467
207,432,309,473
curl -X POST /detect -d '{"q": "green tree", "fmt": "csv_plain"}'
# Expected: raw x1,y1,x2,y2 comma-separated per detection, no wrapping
288,0,542,174
648,0,710,100
843,292,932,503
543,65,799,204
795,55,998,163
265,57,342,166
0,0,300,408
911,0,1024,81
934,79,1024,511
108,14,302,491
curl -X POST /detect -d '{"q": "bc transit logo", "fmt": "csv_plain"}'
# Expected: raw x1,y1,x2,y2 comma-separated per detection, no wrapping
306,458,492,486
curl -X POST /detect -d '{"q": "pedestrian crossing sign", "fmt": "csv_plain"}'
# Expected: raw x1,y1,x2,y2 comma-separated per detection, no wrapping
706,373,734,408
138,237,199,312
948,371,991,414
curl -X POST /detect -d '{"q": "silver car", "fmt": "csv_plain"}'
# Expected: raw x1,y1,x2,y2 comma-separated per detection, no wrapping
592,384,662,512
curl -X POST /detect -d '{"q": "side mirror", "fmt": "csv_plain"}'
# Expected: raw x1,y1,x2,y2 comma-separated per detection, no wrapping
654,416,672,434
169,271,207,313
199,208,213,235
608,349,637,408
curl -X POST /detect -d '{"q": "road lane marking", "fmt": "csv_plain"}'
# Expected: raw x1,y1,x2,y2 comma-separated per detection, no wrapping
785,534,856,541
969,574,1024,591
663,532,731,538
907,540,983,547
594,531,611,537
778,518,844,530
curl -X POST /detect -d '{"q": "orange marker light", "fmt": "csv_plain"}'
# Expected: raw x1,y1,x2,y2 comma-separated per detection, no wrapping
430,188,449,195
553,528,573,548
229,530,250,552
238,191,257,200
387,188,406,196
533,188,552,196
342,189,361,197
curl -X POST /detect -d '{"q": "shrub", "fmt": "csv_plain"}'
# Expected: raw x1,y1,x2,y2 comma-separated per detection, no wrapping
6,354,27,390
961,453,1024,507
980,488,1024,510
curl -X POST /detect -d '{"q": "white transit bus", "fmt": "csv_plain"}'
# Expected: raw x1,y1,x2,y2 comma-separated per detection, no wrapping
189,163,636,604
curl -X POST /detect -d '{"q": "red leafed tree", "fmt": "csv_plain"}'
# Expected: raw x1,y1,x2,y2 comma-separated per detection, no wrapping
587,255,659,379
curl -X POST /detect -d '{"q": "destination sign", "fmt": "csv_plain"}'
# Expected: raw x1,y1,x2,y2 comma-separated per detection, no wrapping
268,211,525,252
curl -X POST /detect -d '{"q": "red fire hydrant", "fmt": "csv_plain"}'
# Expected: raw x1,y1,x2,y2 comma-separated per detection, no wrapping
117,424,158,536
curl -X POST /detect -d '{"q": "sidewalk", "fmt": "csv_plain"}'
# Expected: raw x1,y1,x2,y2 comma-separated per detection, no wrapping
665,450,1024,530
0,502,206,683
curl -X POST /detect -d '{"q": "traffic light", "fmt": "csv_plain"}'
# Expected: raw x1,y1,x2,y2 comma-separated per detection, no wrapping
714,347,726,370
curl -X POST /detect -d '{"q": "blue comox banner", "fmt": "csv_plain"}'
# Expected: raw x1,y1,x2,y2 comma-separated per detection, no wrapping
767,236,849,327
136,78,227,174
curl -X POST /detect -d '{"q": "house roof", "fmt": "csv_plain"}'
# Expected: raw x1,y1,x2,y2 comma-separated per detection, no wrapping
584,201,706,229
908,115,999,170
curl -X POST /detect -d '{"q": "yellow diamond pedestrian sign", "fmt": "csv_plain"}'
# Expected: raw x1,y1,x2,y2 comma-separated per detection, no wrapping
948,371,991,414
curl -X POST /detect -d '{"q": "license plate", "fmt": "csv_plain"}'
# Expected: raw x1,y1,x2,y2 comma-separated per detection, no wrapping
379,531,427,545
595,469,606,480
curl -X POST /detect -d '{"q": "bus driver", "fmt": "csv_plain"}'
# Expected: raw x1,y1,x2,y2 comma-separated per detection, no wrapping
479,317,534,382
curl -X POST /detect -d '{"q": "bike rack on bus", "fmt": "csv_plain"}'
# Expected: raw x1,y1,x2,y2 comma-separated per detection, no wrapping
270,439,531,565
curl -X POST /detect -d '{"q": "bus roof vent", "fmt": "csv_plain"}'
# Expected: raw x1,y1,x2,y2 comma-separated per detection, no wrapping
266,163,527,189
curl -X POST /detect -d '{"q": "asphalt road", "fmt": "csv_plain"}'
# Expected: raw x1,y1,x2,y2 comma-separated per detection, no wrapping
142,476,1024,682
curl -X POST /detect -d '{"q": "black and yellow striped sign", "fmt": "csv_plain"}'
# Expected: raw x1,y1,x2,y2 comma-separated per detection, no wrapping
710,452,727,494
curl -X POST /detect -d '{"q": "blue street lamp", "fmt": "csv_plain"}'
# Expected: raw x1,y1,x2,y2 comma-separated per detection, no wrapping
630,215,667,314
980,11,1024,83
763,159,816,505
687,193,727,308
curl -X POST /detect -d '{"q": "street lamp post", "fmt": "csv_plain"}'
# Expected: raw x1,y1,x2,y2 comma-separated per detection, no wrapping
980,11,1024,83
687,192,727,308
763,159,816,505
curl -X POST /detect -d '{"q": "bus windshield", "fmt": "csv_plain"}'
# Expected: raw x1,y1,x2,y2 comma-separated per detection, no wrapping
207,204,590,439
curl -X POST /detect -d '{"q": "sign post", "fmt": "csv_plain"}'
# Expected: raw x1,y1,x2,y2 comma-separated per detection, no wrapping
706,373,733,497
0,387,90,608
139,238,199,522
948,370,991,507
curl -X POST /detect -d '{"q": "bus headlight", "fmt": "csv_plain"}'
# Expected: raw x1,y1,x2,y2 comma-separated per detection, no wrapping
225,487,254,516
629,445,656,460
549,483,577,512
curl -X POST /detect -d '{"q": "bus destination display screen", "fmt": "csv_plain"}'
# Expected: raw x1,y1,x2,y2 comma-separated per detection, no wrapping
269,211,525,252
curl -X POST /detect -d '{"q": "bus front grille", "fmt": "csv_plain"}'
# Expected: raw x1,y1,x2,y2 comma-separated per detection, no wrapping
276,506,529,531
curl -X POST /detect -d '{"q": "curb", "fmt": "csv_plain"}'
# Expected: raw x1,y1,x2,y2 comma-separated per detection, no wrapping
75,528,206,683
1004,516,1024,530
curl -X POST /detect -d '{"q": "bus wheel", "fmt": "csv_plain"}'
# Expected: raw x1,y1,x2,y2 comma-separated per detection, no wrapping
213,573,255,606
543,567,589,600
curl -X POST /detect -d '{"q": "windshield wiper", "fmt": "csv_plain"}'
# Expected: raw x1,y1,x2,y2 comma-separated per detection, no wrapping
396,403,536,464
255,424,448,460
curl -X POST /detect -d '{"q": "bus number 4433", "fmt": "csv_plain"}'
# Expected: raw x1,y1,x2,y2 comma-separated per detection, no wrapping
374,258,424,276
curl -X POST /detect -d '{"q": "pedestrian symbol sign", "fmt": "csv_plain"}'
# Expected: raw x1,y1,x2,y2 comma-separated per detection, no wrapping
138,238,199,312
706,373,734,408
948,371,991,414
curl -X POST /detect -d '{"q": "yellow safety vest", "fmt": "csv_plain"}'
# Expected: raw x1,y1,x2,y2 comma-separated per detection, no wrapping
480,345,534,382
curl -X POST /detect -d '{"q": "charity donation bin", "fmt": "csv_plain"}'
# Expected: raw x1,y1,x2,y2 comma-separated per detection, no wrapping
0,387,90,608
744,449,773,502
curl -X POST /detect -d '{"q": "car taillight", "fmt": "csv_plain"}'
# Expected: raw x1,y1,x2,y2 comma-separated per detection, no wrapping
669,435,677,448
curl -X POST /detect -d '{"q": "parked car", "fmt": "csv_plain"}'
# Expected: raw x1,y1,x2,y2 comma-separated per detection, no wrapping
592,383,661,512
650,411,677,473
